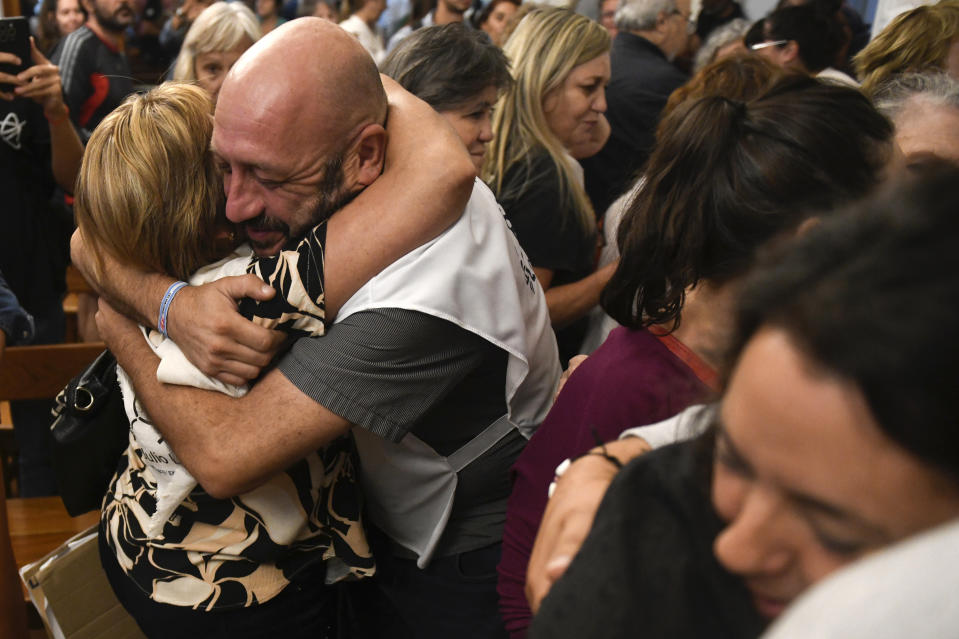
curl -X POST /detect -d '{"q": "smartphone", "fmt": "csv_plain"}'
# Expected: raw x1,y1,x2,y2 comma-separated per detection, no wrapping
0,16,30,94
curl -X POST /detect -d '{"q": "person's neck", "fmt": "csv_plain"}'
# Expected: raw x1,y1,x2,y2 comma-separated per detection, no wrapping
628,28,670,58
356,6,379,26
434,4,464,25
87,18,124,48
664,280,737,371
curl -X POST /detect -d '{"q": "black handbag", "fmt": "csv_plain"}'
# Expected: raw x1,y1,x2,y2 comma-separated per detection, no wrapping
50,349,129,516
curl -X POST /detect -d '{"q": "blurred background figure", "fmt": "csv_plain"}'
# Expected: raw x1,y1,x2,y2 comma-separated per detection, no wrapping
695,0,744,42
257,0,288,33
172,1,261,103
35,0,86,53
340,0,387,62
381,23,511,171
474,0,520,45
297,0,337,19
874,71,959,165
744,2,857,85
599,0,618,37
387,0,472,52
159,0,214,67
692,16,748,70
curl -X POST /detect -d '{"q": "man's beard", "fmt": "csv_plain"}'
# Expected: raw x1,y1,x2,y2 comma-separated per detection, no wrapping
94,1,134,33
243,152,356,253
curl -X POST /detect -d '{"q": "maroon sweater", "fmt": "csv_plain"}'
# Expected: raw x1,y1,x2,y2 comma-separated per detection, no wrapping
497,327,715,638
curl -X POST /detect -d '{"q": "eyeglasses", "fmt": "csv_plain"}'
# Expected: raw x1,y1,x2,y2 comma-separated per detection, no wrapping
748,39,788,51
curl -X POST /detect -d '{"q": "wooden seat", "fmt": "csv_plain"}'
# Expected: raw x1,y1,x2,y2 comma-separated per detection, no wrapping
0,342,106,497
7,497,99,570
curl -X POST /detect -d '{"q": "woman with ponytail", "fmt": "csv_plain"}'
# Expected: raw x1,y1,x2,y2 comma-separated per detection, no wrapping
498,70,893,639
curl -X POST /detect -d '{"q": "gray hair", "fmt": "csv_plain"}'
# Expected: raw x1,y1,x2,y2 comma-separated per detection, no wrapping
873,71,959,122
692,18,750,72
615,0,676,31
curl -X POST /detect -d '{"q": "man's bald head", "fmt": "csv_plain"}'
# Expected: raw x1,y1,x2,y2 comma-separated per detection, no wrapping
210,17,390,256
220,18,387,142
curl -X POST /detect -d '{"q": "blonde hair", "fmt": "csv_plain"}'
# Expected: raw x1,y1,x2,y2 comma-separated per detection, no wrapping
484,7,609,233
172,2,261,83
855,0,959,96
75,83,226,282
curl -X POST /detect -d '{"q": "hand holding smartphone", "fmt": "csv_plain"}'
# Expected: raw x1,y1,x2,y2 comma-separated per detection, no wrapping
0,17,32,97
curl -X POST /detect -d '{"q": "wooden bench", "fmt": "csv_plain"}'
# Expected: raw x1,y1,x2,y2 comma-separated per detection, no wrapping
0,342,106,497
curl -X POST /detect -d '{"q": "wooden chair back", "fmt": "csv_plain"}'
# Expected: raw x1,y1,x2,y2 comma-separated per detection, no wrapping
0,342,106,497
0,342,106,403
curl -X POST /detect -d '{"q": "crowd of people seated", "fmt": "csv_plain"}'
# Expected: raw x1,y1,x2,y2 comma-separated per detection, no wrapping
2,0,959,637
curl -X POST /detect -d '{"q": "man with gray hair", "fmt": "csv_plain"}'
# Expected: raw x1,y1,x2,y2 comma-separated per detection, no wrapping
581,0,690,216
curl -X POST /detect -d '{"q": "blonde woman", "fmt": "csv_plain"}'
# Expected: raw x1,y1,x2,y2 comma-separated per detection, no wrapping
483,7,614,365
172,1,261,104
855,0,959,96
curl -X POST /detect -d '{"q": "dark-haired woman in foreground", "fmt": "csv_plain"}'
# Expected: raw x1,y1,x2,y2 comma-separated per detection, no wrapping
530,162,959,638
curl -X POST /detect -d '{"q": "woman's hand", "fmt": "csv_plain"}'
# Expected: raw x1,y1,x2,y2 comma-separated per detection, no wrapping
525,436,651,612
555,354,588,402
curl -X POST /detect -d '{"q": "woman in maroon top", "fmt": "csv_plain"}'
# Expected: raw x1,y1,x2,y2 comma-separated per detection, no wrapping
497,65,895,638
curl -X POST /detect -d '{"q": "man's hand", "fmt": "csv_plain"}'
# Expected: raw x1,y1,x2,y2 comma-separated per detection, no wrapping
166,275,285,385
525,437,651,612
73,230,283,385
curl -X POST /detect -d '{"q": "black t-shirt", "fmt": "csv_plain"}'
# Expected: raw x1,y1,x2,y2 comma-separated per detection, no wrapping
0,98,70,325
530,437,766,639
278,308,517,556
496,152,596,363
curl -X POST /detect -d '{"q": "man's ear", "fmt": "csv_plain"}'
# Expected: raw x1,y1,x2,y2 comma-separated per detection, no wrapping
348,122,387,189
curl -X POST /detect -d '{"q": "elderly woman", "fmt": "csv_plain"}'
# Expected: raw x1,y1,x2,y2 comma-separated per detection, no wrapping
172,1,260,104
484,7,613,365
381,23,511,172
530,163,959,638
874,71,959,165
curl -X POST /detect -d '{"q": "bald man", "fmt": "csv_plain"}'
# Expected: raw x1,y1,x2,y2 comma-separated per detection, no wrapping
79,18,560,639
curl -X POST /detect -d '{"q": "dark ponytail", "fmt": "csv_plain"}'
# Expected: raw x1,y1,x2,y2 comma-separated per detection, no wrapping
602,74,892,330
